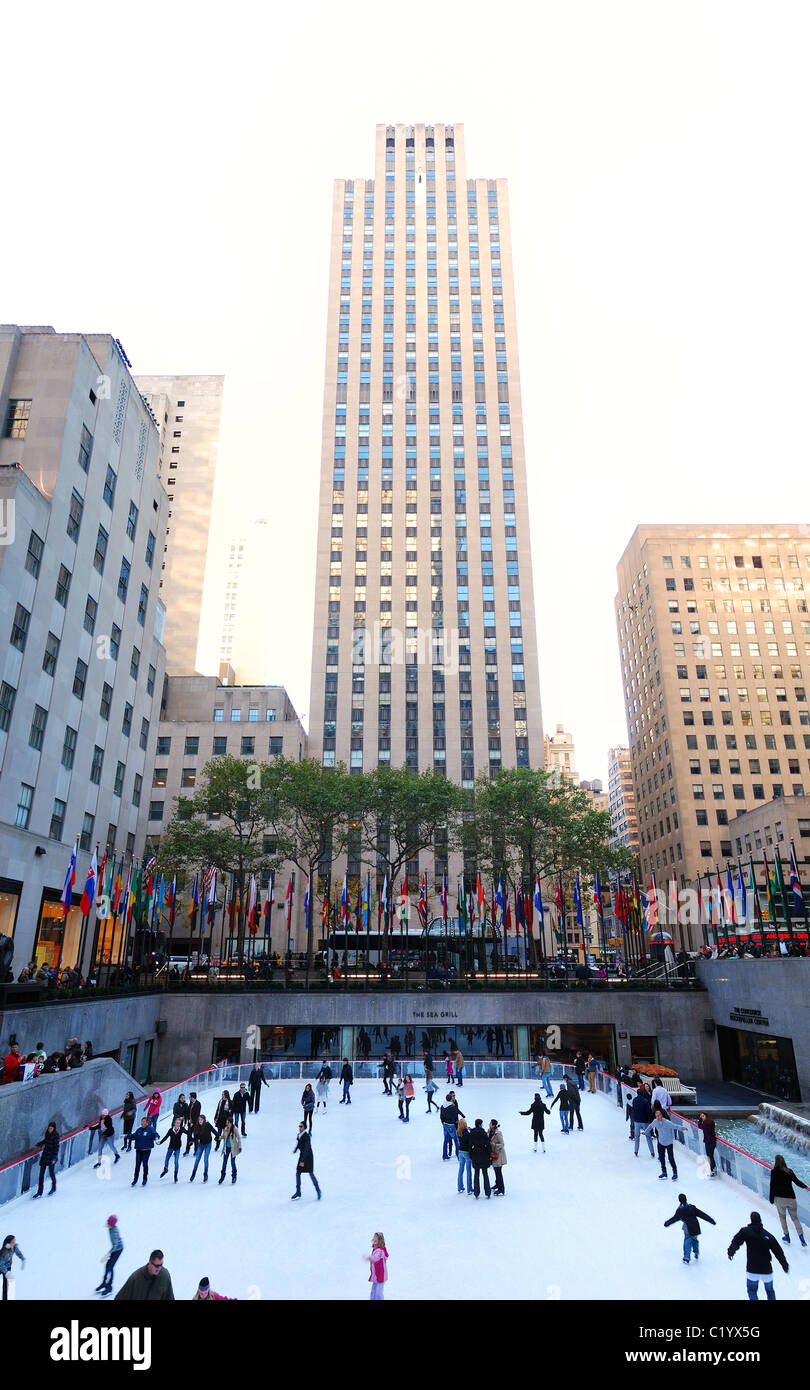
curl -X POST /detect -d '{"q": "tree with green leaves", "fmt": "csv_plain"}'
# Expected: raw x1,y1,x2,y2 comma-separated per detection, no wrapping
274,756,356,959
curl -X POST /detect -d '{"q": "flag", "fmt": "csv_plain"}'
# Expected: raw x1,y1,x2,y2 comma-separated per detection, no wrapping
206,867,217,926
400,875,409,928
749,858,763,928
515,881,526,929
726,865,738,926
79,849,98,917
476,875,486,925
95,852,107,910
496,874,505,929
695,876,703,927
613,880,625,924
593,872,603,918
189,873,199,924
418,873,427,928
554,875,564,914
322,880,330,930
363,874,371,931
736,864,747,927
457,876,467,934
440,873,448,926
354,882,362,929
340,875,349,925
573,874,583,927
248,874,257,933
380,875,388,928
285,875,293,931
265,875,274,936
504,895,512,936
646,875,659,930
143,856,157,896
304,879,310,935
789,847,805,916
534,875,544,929
127,864,139,925
155,873,166,924
113,861,124,918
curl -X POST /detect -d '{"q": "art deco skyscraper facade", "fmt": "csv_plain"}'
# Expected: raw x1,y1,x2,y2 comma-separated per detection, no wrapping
309,123,543,803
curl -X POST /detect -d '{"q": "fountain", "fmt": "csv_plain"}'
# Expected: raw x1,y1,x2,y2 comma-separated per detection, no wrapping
715,1102,810,1181
752,1103,810,1158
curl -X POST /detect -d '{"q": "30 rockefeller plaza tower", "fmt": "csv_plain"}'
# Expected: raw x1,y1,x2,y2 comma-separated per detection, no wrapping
309,124,544,824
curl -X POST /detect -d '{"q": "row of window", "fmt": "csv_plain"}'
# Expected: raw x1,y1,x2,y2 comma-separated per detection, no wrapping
0,679,150,749
13,784,136,857
154,735,284,758
662,552,808,571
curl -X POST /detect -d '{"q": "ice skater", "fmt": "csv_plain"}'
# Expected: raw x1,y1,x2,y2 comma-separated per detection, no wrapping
565,1074,584,1130
425,1072,440,1113
468,1119,492,1199
301,1083,316,1132
217,1119,241,1185
401,1075,414,1123
93,1110,120,1167
457,1118,473,1194
95,1216,123,1296
453,1047,465,1087
663,1193,716,1264
158,1119,189,1182
232,1083,249,1136
248,1062,269,1113
316,1063,331,1109
382,1052,395,1095
121,1092,137,1151
519,1094,550,1151
131,1116,156,1186
769,1154,808,1246
537,1053,553,1098
631,1088,655,1159
292,1122,321,1200
489,1119,507,1195
697,1113,718,1176
0,1236,25,1300
586,1054,598,1093
339,1059,353,1104
649,1107,685,1180
364,1232,388,1299
144,1090,162,1134
444,1053,454,1085
728,1211,789,1300
32,1121,59,1197
186,1092,201,1154
549,1083,572,1133
440,1092,464,1159
214,1090,233,1139
193,1276,235,1300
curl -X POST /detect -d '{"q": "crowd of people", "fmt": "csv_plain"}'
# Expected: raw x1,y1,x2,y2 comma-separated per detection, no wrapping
1,1036,92,1083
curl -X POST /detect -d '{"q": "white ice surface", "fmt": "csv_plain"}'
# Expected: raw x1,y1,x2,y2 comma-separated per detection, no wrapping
6,1078,808,1301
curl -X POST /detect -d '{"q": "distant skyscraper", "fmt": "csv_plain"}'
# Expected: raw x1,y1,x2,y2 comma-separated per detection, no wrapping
607,745,639,857
544,724,578,784
134,375,224,675
216,520,274,686
308,122,543,817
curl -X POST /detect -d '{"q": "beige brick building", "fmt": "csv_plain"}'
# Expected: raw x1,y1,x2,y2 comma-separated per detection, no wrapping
544,723,578,784
607,745,639,858
616,525,810,887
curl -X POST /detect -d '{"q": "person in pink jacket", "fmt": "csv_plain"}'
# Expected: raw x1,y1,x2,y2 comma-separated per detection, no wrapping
145,1091,162,1134
365,1232,388,1301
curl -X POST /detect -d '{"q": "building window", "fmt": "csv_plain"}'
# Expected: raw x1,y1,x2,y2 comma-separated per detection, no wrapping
42,631,60,676
28,704,47,751
266,708,276,721
90,745,104,785
10,603,30,652
156,736,171,756
152,768,168,787
117,556,131,603
122,702,132,736
129,647,140,681
109,624,121,659
240,736,255,756
149,801,164,822
67,489,84,541
145,531,155,568
94,525,108,574
269,736,283,756
213,707,224,722
15,784,34,829
61,725,77,770
77,423,93,472
50,798,67,841
137,584,148,626
248,707,259,722
79,812,94,853
83,594,97,634
4,399,32,439
99,681,112,720
230,709,241,721
25,529,44,578
103,464,117,508
55,564,72,608
132,773,142,808
185,736,199,755
0,682,16,733
181,768,196,787
213,736,227,755
73,658,88,700
114,761,125,797
140,717,150,751
126,500,138,540
146,664,156,696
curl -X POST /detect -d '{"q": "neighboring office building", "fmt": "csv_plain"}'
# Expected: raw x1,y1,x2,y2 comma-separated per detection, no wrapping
607,744,639,859
729,795,810,867
0,325,168,972
134,374,224,675
216,519,275,684
307,121,544,903
616,525,810,887
142,674,307,953
579,777,608,814
544,723,577,784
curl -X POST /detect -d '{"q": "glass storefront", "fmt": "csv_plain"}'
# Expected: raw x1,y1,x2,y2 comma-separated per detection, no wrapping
529,1023,616,1072
260,1026,343,1059
34,894,82,971
717,1025,800,1102
0,878,21,945
353,1024,515,1060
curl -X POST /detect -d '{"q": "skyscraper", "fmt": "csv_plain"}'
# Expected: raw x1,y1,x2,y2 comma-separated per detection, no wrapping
308,123,543,798
134,375,224,675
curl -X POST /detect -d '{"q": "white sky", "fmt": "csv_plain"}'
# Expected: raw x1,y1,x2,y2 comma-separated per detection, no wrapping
4,1,809,782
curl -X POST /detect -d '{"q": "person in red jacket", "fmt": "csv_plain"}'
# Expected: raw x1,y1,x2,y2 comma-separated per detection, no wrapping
192,1276,236,1300
1,1044,21,1085
364,1232,388,1300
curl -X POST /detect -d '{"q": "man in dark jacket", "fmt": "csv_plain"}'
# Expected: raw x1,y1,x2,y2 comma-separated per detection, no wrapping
632,1088,655,1158
573,1051,586,1088
468,1119,492,1199
728,1211,789,1299
519,1094,550,1151
291,1123,321,1200
185,1093,201,1154
189,1115,218,1183
114,1249,174,1301
382,1052,394,1095
664,1193,716,1263
339,1059,353,1104
565,1075,584,1130
231,1083,250,1135
131,1118,156,1187
440,1094,465,1159
248,1063,268,1114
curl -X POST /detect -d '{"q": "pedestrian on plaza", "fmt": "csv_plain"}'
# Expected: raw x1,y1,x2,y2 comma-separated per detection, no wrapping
92,1110,120,1168
769,1154,808,1246
214,1090,232,1139
401,1075,414,1123
301,1083,316,1132
573,1051,586,1090
193,1276,235,1300
456,1117,473,1194
114,1249,175,1301
549,1083,572,1134
586,1054,598,1093
425,1072,440,1113
248,1061,269,1114
232,1083,249,1136
217,1119,241,1185
489,1119,507,1195
364,1232,388,1300
728,1212,789,1300
32,1121,59,1197
189,1115,218,1183
121,1092,137,1152
440,1093,465,1159
565,1075,584,1131
185,1093,201,1154
453,1047,465,1087
316,1064,331,1110
1,1043,22,1085
468,1119,492,1199
158,1119,189,1183
131,1117,156,1187
339,1059,353,1104
519,1094,550,1152
95,1216,123,1296
664,1193,716,1265
291,1122,321,1200
697,1112,718,1176
144,1090,162,1134
537,1053,553,1098
0,1236,25,1300
649,1107,685,1181
632,1088,655,1159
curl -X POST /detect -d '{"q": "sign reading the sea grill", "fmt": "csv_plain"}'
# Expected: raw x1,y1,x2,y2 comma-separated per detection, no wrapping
411,1011,459,1020
729,1006,770,1027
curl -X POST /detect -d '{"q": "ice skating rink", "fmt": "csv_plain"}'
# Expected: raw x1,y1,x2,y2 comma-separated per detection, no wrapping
7,1078,807,1301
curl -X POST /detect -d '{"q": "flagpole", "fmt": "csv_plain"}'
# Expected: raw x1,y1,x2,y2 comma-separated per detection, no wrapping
791,839,809,939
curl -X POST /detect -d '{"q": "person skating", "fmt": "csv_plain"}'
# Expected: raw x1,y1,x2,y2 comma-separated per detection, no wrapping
339,1059,353,1104
664,1193,716,1264
217,1120,241,1184
457,1117,473,1194
489,1119,507,1195
185,1092,201,1154
401,1075,415,1123
93,1110,120,1168
728,1211,789,1300
114,1248,175,1301
382,1052,395,1095
121,1092,137,1152
172,1092,190,1127
549,1083,572,1134
193,1276,236,1301
650,1080,673,1115
632,1088,656,1159
697,1112,718,1176
649,1107,685,1180
424,1051,434,1083
248,1062,269,1114
425,1072,440,1113
573,1051,586,1091
468,1119,492,1198
95,1216,123,1296
158,1119,190,1182
519,1094,550,1152
291,1122,321,1200
769,1154,808,1246
301,1083,316,1132
232,1083,250,1136
538,1053,553,1098
364,1232,388,1300
586,1054,598,1093
0,1236,24,1300
189,1115,218,1182
453,1047,465,1086
214,1090,232,1139
440,1092,464,1159
32,1121,59,1197
131,1117,156,1186
144,1090,162,1134
565,1075,584,1130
